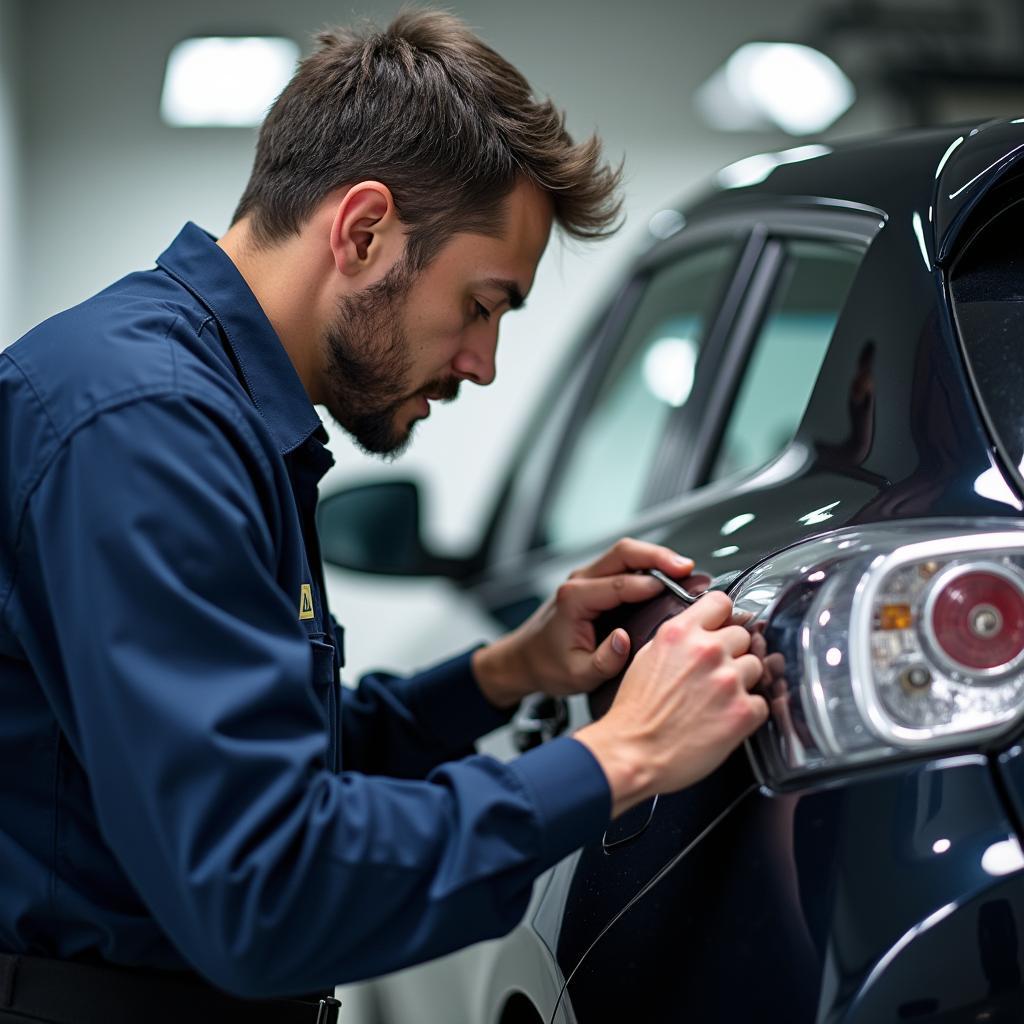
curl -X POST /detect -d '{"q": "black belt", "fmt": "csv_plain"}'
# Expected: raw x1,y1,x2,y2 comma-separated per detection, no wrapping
0,953,341,1024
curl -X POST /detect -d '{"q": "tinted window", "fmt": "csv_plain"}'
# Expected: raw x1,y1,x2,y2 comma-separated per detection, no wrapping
706,240,862,484
951,198,1024,489
540,244,738,550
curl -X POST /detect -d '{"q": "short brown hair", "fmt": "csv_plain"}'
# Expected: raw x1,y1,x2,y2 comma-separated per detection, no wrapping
232,8,622,268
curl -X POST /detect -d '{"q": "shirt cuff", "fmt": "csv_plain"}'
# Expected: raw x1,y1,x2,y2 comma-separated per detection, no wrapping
401,648,514,750
508,736,612,870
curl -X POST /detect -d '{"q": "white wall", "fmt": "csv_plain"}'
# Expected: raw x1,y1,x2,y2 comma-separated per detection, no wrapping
0,0,21,349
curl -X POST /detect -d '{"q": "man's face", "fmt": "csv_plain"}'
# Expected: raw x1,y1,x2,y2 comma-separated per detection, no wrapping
322,180,553,456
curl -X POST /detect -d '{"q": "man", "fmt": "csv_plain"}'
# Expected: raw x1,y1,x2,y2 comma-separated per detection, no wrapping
0,10,767,1022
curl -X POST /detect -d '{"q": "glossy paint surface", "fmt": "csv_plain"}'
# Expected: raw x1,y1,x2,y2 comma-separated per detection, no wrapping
494,122,1024,1022
934,120,1024,263
557,757,1023,1022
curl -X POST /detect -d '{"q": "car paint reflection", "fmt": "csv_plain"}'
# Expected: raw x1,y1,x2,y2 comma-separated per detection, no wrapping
552,758,1019,1023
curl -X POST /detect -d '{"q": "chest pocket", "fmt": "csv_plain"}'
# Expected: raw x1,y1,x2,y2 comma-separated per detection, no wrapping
308,633,341,772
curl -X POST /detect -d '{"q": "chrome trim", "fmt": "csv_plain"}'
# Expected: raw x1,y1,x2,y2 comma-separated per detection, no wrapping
800,577,844,758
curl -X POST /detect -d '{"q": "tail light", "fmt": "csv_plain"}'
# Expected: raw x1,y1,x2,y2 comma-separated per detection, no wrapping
730,521,1024,784
927,567,1024,672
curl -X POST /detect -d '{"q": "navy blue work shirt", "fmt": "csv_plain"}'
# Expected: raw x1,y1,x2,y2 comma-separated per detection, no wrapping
0,223,611,996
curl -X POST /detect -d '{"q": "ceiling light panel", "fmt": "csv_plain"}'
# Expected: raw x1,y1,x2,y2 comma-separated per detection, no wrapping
696,42,855,136
161,36,300,127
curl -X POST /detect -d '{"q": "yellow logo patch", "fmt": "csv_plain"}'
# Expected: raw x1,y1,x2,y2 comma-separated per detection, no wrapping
299,584,315,620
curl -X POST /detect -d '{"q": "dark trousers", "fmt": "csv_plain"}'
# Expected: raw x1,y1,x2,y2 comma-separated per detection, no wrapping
0,953,339,1023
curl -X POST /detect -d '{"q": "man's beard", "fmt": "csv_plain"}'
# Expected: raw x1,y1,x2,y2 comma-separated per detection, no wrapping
323,259,460,458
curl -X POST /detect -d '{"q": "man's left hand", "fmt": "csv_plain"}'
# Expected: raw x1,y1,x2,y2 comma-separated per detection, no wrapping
472,538,694,709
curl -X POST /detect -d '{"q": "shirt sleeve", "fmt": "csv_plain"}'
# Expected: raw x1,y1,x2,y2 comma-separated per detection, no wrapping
340,647,515,778
21,393,611,996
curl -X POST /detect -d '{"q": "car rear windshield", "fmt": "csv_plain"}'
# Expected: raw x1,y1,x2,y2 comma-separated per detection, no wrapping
950,197,1024,493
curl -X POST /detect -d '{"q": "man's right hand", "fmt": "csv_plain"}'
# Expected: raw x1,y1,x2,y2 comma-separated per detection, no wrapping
575,591,769,819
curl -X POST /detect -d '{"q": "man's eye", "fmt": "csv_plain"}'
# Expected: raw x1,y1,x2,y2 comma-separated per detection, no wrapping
473,301,492,322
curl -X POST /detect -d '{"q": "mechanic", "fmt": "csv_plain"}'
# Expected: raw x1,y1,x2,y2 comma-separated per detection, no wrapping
0,10,768,1023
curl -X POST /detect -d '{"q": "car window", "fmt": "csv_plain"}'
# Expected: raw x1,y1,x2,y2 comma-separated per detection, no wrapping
950,196,1024,494
705,240,862,485
539,243,739,550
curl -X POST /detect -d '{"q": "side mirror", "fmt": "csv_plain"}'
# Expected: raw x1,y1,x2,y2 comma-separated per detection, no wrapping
317,479,479,579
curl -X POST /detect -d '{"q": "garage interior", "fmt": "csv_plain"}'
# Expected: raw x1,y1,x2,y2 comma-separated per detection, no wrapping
3,2,1024,1021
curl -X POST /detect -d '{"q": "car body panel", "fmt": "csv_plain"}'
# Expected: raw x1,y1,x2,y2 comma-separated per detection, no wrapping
933,119,1024,264
525,122,1024,1022
552,756,1021,1023
326,120,1024,1023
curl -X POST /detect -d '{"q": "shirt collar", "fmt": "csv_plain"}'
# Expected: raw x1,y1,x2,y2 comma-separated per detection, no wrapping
156,222,325,457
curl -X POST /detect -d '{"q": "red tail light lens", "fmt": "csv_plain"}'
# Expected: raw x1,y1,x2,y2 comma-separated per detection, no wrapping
930,569,1024,671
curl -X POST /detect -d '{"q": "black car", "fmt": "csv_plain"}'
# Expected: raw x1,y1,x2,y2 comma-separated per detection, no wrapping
320,118,1024,1023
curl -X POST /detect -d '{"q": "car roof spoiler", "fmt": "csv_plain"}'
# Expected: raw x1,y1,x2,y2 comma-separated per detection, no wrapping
934,118,1024,265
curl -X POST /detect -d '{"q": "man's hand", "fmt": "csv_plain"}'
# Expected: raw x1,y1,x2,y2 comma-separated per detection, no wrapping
575,592,768,817
471,538,694,709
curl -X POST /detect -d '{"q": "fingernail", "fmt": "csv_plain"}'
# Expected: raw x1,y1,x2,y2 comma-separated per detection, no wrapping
672,555,691,569
611,631,627,655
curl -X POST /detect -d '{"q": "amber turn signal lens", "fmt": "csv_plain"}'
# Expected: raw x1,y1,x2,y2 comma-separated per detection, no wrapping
879,603,913,630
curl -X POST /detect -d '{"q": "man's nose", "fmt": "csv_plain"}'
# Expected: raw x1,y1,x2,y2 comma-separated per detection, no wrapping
452,330,497,386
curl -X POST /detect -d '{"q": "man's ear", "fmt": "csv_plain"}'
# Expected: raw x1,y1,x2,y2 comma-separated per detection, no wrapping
329,182,403,279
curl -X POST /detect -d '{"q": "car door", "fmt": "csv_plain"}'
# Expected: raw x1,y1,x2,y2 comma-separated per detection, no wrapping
505,209,882,1024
